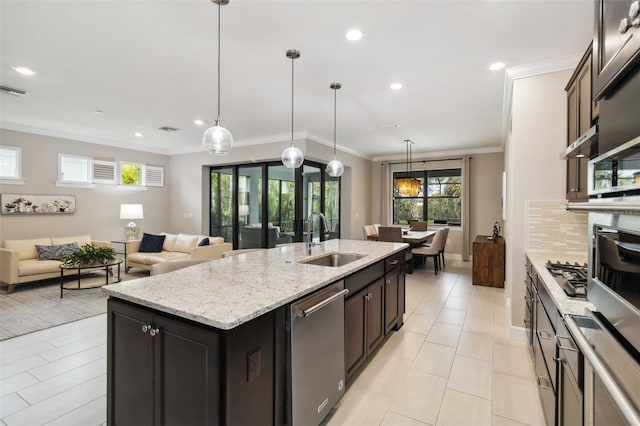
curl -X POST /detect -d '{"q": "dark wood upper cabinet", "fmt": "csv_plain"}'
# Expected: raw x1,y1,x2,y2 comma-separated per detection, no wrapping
593,0,640,100
566,44,597,202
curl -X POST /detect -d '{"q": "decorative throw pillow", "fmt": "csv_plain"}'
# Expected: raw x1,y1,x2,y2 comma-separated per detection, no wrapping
35,242,79,261
197,238,210,247
139,233,166,253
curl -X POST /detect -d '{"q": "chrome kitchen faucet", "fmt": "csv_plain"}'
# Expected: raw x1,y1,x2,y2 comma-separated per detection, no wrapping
307,212,329,255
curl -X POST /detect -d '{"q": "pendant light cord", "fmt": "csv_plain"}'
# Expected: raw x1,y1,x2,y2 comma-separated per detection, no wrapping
333,88,337,156
291,56,294,144
217,2,221,122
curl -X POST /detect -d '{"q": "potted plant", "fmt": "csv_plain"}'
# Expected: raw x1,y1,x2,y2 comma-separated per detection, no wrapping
61,243,117,267
4,202,16,213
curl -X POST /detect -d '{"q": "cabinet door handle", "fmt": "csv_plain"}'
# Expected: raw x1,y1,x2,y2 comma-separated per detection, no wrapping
555,335,578,352
142,324,151,333
630,1,639,19
536,376,553,390
537,329,553,340
149,328,160,337
632,17,640,29
389,259,399,265
620,17,630,34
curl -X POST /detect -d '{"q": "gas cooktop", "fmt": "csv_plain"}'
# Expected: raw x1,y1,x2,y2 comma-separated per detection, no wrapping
545,261,589,299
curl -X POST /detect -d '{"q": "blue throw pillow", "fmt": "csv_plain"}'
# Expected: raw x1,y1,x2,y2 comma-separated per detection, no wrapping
36,242,78,260
138,233,166,253
197,238,209,247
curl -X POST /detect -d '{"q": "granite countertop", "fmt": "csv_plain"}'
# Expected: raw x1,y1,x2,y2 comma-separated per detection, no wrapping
103,239,407,330
526,252,595,316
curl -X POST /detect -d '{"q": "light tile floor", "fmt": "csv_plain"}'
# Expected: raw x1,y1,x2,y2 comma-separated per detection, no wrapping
0,259,545,426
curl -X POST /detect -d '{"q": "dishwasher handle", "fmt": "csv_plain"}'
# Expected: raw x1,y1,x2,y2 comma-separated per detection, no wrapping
297,289,349,317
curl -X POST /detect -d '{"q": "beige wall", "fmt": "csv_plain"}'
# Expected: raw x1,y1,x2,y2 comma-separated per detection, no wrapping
370,152,504,256
0,129,170,243
504,70,570,329
168,138,372,241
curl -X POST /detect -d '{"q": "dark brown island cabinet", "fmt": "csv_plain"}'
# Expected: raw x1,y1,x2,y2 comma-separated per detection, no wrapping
472,235,505,288
107,250,407,426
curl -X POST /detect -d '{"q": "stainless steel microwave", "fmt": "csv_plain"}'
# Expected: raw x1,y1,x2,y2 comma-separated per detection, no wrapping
588,134,640,197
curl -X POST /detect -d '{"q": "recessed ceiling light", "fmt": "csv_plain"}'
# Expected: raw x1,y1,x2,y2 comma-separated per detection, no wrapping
346,29,363,41
193,119,204,126
134,132,143,138
488,62,505,71
390,82,403,91
92,109,104,114
12,66,36,76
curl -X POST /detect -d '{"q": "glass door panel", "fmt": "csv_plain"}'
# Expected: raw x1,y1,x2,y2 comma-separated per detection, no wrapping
303,165,322,244
210,168,233,241
267,164,295,247
325,175,340,240
237,165,263,249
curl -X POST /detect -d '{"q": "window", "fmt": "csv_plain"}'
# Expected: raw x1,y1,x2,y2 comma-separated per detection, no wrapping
393,168,461,226
0,146,22,181
58,153,92,184
120,161,145,186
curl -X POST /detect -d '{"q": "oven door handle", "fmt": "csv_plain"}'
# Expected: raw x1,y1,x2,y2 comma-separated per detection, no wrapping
565,315,640,425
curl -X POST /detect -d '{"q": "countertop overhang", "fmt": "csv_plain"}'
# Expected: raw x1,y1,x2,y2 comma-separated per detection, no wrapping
103,239,408,330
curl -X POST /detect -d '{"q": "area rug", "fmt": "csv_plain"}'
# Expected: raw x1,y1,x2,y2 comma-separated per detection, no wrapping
0,270,148,340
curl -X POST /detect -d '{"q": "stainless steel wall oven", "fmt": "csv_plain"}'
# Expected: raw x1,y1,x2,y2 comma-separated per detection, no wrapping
569,211,640,425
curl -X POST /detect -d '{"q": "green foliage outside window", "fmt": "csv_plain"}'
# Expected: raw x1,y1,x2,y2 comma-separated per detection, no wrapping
121,163,142,185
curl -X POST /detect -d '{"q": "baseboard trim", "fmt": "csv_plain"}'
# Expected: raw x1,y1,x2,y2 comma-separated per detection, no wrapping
509,325,528,343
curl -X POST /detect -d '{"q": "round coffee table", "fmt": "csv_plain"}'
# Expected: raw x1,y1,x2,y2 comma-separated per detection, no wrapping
59,259,123,298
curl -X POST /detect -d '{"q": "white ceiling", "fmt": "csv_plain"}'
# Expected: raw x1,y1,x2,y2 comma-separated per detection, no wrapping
0,0,594,159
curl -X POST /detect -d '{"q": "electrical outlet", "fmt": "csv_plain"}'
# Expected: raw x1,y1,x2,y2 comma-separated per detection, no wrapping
247,348,261,382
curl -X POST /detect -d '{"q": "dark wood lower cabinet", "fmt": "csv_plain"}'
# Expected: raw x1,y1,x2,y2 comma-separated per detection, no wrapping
345,254,406,381
108,298,284,426
108,299,220,426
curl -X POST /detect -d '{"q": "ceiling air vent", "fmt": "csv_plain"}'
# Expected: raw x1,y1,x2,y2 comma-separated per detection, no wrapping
0,85,28,97
158,126,179,132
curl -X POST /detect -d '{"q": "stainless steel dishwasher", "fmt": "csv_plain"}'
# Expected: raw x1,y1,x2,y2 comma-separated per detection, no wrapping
289,281,349,426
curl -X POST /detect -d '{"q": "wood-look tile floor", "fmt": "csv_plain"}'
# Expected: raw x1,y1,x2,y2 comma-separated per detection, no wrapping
0,260,545,426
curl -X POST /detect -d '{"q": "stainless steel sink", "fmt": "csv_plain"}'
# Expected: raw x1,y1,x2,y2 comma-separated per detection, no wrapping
298,252,367,267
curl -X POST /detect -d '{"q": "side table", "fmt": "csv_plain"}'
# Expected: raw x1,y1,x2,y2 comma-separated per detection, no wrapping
472,235,505,288
111,240,127,269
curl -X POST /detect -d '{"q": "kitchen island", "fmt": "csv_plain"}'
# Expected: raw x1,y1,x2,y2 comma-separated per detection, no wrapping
103,239,408,426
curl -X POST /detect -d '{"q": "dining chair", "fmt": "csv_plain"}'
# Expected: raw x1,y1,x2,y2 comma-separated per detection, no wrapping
439,227,450,269
411,228,445,274
378,226,413,274
363,225,378,241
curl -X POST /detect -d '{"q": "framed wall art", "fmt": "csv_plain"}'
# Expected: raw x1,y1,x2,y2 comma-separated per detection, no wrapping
1,194,76,215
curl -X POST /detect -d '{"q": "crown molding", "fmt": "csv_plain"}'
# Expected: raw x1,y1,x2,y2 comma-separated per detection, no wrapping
1,121,172,155
371,145,503,162
305,132,370,160
500,53,582,147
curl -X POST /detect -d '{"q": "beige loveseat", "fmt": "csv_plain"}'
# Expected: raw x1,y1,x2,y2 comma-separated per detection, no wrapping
125,233,232,272
0,235,111,293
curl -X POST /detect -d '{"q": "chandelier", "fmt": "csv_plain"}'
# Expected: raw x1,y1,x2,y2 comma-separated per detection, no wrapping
395,139,421,196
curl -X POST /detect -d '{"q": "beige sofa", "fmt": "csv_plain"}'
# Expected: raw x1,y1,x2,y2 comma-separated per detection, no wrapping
126,233,232,272
0,235,111,293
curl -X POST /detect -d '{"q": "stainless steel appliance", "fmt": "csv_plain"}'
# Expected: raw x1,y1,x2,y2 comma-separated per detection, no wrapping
546,261,589,299
289,281,348,426
588,134,640,197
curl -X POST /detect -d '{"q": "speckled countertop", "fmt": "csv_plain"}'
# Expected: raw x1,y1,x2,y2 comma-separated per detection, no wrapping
526,252,595,316
103,239,407,330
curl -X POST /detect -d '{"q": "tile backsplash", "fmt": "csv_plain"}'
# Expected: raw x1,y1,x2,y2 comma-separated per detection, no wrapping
527,200,588,262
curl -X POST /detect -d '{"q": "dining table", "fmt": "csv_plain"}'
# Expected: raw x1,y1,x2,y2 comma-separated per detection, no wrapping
402,230,436,246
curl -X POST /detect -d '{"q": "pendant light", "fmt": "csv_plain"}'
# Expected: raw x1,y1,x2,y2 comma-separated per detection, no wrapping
282,49,304,168
202,0,233,155
395,139,421,196
326,82,344,177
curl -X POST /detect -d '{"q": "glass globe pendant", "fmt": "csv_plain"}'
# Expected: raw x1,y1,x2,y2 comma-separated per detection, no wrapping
326,159,344,177
282,144,304,168
203,120,233,155
282,49,304,168
203,0,233,155
326,82,344,177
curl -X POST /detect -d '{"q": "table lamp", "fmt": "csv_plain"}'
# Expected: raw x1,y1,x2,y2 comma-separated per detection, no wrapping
120,204,144,240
